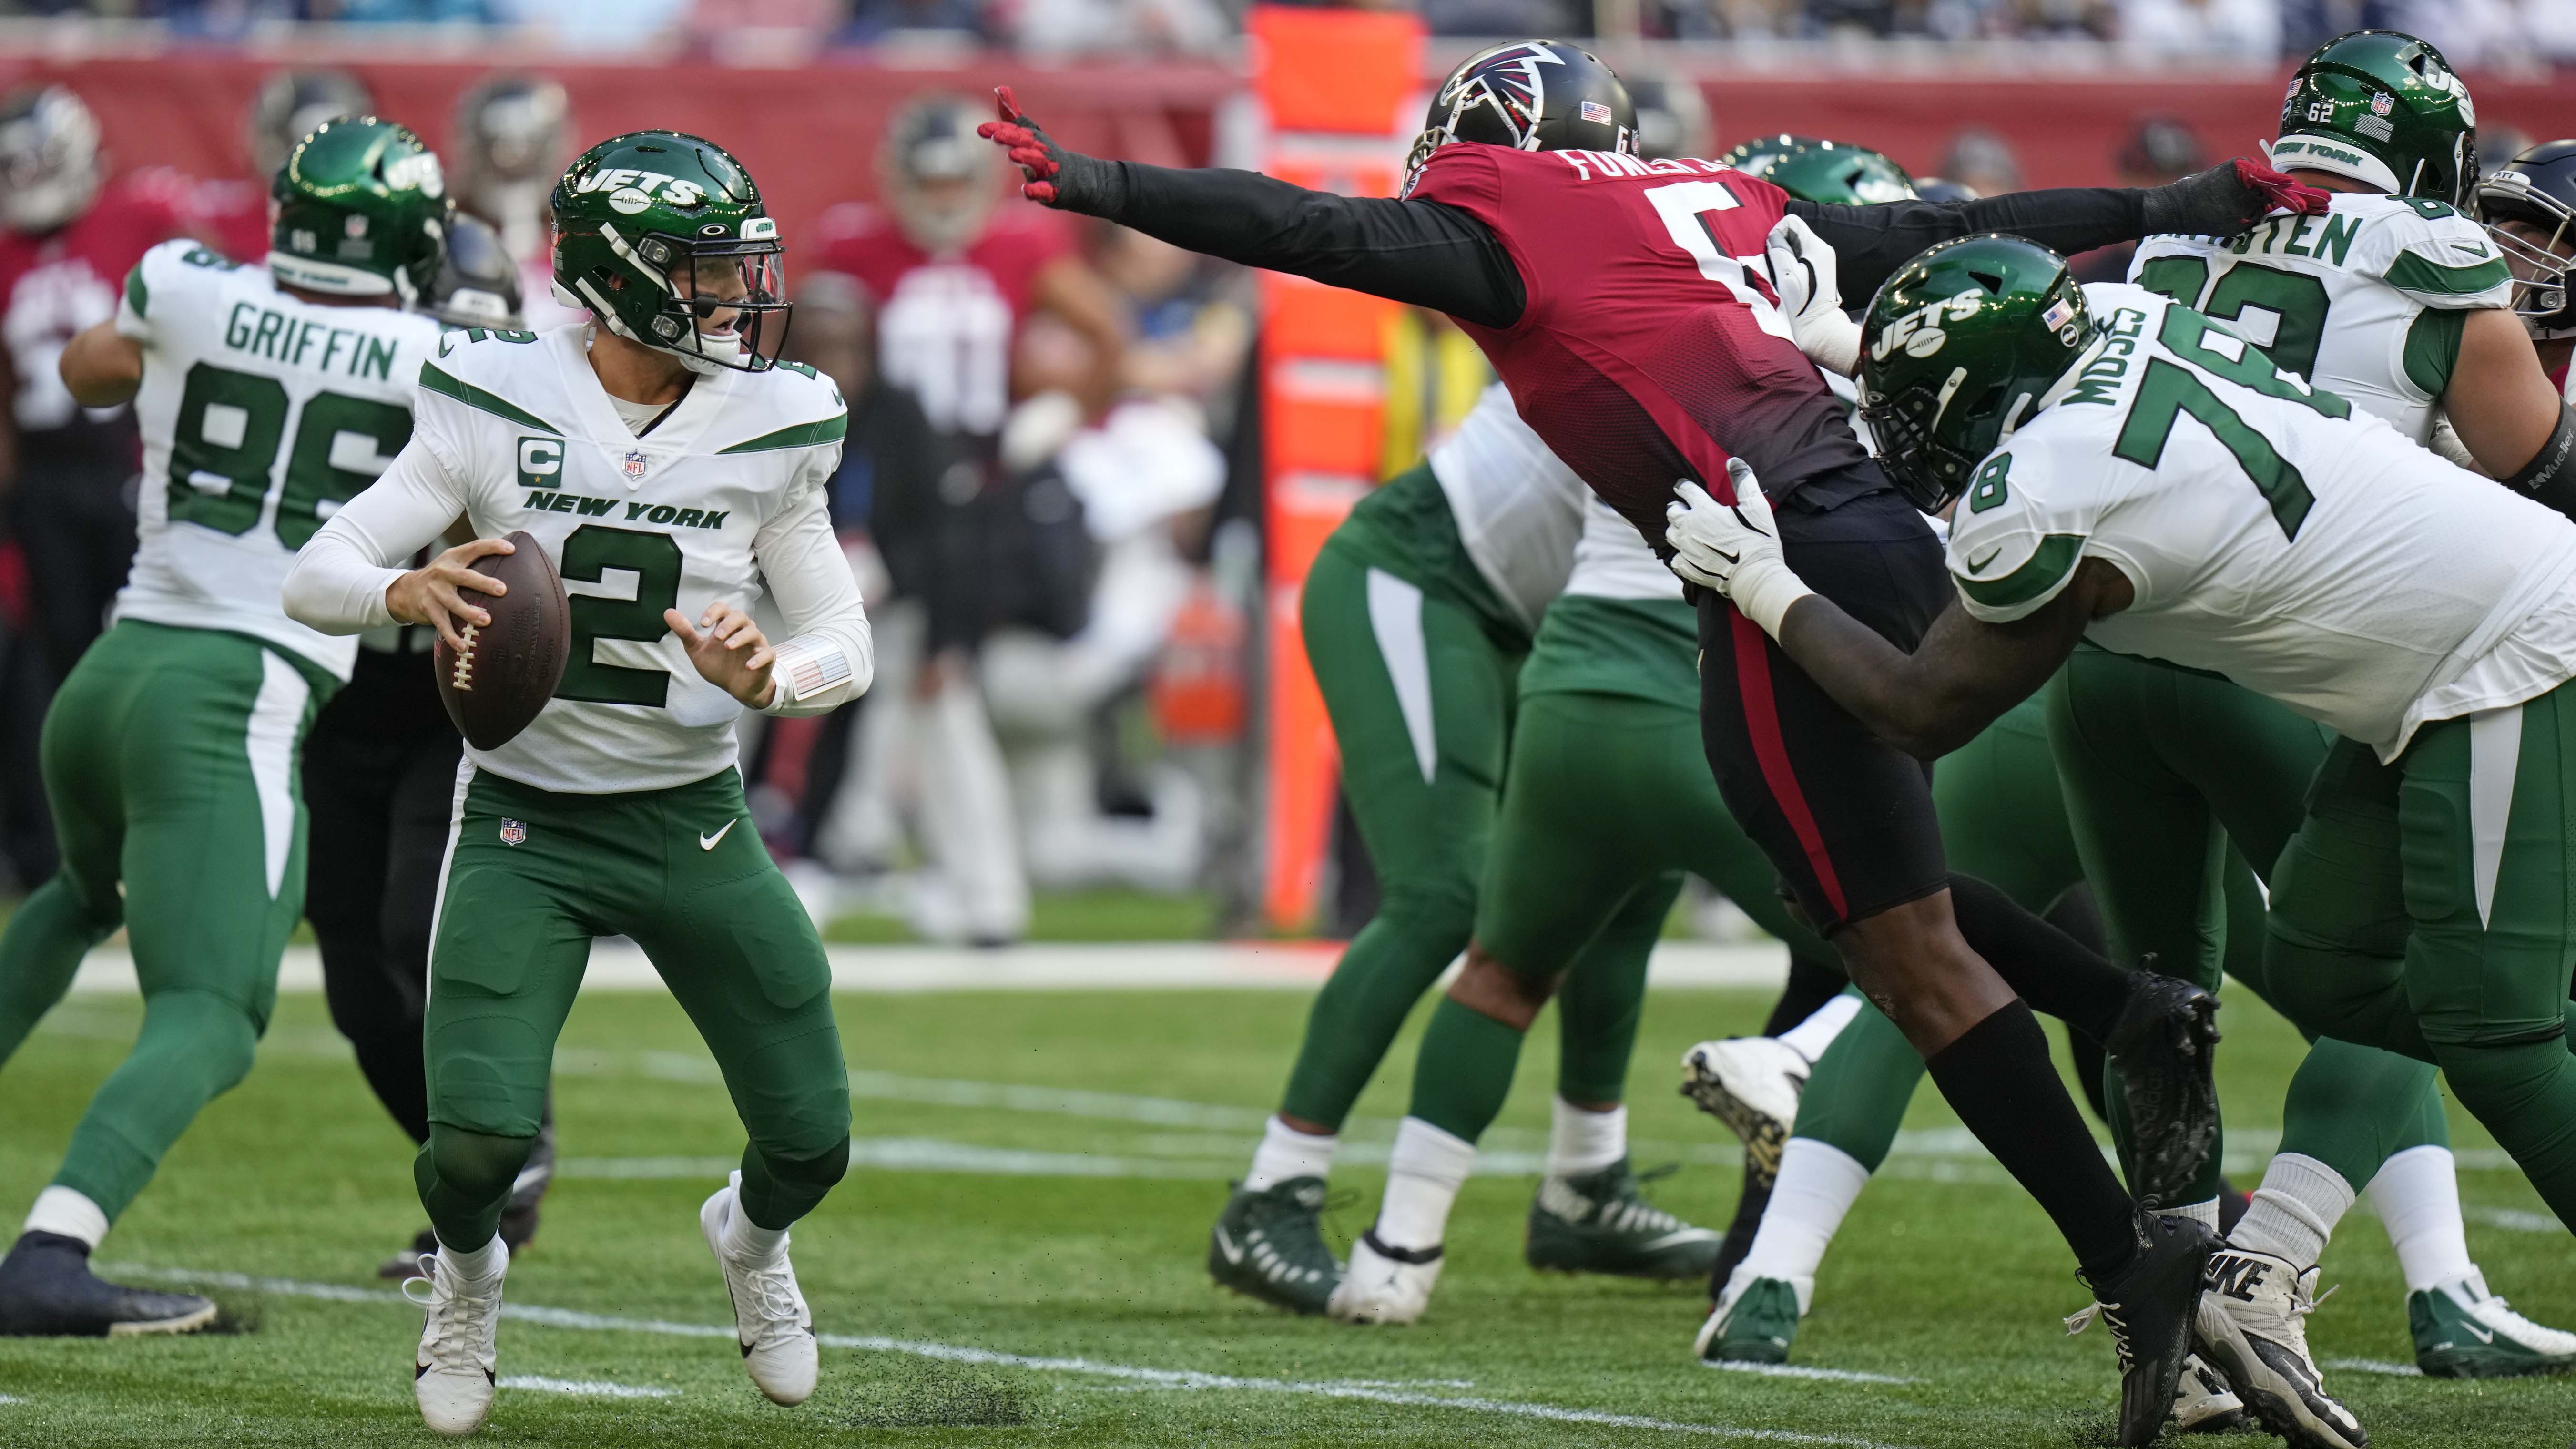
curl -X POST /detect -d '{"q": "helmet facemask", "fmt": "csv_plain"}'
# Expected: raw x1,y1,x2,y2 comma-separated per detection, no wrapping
574,220,792,375
0,88,102,235
2482,176,2576,340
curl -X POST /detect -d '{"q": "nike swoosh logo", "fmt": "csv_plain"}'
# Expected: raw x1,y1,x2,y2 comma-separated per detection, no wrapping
699,819,738,851
1212,1225,1244,1265
1967,548,2002,572
2462,1320,2495,1343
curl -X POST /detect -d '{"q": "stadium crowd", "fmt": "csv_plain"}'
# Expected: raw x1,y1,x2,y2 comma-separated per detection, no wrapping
4,0,2576,61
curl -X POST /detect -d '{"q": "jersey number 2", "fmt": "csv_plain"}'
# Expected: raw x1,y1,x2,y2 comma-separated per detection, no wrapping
556,524,684,707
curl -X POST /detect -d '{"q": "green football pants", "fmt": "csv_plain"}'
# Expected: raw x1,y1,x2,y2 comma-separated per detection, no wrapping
417,766,849,1245
2267,686,2576,1227
1792,690,2079,1170
2052,648,2452,1204
1275,536,1521,1131
1407,689,1836,1142
0,620,326,1224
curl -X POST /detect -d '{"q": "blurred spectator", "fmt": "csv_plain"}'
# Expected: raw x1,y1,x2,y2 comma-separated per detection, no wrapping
1420,0,1589,37
835,0,985,44
324,0,500,19
168,69,377,266
1941,125,2024,195
2118,0,2277,54
1012,0,1227,55
2076,114,2207,282
1088,225,1252,414
1626,72,1716,162
449,74,585,329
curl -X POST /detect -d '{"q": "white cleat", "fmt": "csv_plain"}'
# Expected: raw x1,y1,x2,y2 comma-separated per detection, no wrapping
2194,1248,2365,1449
700,1171,819,1406
2172,1352,2251,1434
407,1244,507,1437
1680,1037,1809,1184
1326,1231,1444,1326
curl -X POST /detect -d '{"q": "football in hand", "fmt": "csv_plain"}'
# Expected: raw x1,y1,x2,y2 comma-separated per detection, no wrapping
432,530,572,750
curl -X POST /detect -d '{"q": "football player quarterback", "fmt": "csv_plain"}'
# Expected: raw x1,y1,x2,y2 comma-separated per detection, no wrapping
1672,232,2576,1446
0,117,448,1337
284,131,873,1436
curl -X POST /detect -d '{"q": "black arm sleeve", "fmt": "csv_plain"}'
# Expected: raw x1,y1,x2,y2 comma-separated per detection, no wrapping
1788,189,2149,300
1082,162,1526,329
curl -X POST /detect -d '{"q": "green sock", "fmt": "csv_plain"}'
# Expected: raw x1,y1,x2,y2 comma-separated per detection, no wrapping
1552,878,1674,1105
415,1126,538,1250
1791,998,1923,1173
0,878,118,1072
2273,1036,2443,1193
1407,998,1527,1143
50,990,259,1222
1277,908,1470,1130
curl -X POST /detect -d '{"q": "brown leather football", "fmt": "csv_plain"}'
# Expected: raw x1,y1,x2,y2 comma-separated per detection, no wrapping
432,530,571,750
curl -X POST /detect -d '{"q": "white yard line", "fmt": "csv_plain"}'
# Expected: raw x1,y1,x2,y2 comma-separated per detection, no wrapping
65,940,1791,997
498,1375,677,1398
1700,1362,1914,1385
2326,1358,2423,1378
108,1265,1915,1448
2464,1206,2561,1233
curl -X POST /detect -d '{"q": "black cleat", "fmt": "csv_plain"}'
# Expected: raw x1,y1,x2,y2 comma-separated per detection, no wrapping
2070,1212,2218,1448
0,1231,217,1337
2105,967,2221,1209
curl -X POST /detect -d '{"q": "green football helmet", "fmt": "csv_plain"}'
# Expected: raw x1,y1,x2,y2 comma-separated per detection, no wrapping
1722,135,1915,205
268,117,450,305
2272,30,2478,207
550,130,789,374
1858,234,2094,512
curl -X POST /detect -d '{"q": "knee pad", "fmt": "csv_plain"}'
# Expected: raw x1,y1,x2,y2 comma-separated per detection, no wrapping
425,1126,539,1202
138,990,261,1096
757,1135,852,1195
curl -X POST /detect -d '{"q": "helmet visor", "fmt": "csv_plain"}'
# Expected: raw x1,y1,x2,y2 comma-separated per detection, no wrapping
637,233,791,372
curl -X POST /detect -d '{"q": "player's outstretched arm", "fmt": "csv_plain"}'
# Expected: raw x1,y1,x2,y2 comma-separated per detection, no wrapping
977,88,1526,328
60,320,143,408
1786,161,2332,301
1665,461,2107,758
745,477,876,716
2443,307,2576,512
283,439,490,649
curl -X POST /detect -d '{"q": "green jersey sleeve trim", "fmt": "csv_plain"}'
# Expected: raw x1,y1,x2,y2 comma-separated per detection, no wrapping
419,362,563,435
2383,249,2512,300
124,264,147,320
2403,306,2467,399
1955,533,2087,614
715,413,848,454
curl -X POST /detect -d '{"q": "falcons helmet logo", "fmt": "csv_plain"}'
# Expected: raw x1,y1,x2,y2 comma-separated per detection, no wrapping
1403,39,1633,188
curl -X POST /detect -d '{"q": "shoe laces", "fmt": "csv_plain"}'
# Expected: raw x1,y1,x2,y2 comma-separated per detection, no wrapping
2064,1300,2137,1372
735,1256,804,1327
405,1256,497,1364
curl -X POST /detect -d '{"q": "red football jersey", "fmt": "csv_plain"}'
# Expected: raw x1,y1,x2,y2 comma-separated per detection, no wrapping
0,176,184,473
1408,143,1872,545
811,202,1073,440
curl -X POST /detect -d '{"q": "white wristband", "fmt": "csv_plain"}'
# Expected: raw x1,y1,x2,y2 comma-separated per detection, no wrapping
764,634,853,711
1800,312,1864,378
1730,556,1816,639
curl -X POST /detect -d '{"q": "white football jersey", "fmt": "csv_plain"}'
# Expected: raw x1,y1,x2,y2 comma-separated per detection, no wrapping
114,239,444,678
1426,383,1588,630
1563,496,1681,602
1948,285,2576,760
408,325,849,792
2128,192,2513,442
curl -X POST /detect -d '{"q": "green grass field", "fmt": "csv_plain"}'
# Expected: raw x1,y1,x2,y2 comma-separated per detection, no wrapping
1,979,2569,1448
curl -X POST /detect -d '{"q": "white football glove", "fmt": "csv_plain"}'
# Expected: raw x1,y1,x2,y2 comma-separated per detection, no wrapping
1764,215,1864,378
1666,458,1815,638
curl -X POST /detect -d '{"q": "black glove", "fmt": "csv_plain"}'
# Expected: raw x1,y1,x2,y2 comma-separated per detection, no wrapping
977,87,1117,214
2141,158,2332,237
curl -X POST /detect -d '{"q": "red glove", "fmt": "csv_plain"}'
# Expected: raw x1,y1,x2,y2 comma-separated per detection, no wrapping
2231,157,2332,217
977,87,1071,206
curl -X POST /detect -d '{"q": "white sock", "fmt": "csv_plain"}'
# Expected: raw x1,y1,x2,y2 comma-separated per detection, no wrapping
1776,991,1863,1065
2365,1144,2476,1294
723,1200,789,1262
23,1185,107,1251
1546,1099,1626,1178
1245,1115,1338,1193
2160,1197,2220,1231
1375,1116,1476,1250
1728,1137,1870,1316
2229,1153,2354,1271
438,1235,508,1282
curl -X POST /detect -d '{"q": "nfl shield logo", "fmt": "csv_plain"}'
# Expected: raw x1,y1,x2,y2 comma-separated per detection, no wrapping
499,819,528,846
623,450,649,482
2371,92,2394,117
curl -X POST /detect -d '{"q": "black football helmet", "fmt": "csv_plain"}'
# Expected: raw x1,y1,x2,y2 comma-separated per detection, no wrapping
2478,139,2576,340
426,213,525,330
1623,73,1711,163
1405,41,1633,182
